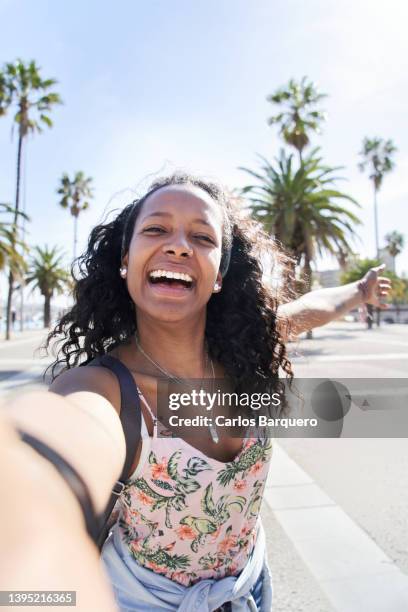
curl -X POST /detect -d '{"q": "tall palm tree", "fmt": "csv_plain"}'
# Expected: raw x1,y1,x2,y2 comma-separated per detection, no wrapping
240,148,361,293
0,203,28,272
57,172,93,260
0,58,62,339
25,245,71,328
0,203,29,328
267,77,327,164
358,137,397,258
384,230,404,259
337,246,354,272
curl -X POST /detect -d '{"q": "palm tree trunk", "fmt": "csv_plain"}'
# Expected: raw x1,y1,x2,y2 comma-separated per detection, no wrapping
5,131,24,340
366,303,374,330
303,255,313,339
374,185,381,328
44,295,51,328
73,214,78,260
373,183,379,259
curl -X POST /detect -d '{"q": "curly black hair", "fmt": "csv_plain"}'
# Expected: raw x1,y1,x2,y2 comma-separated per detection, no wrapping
43,172,295,400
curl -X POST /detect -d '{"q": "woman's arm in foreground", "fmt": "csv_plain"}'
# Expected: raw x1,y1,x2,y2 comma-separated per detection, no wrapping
0,388,126,610
277,264,392,339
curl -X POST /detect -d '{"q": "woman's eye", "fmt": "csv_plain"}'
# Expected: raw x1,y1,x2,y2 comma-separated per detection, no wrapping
143,226,166,234
195,234,215,244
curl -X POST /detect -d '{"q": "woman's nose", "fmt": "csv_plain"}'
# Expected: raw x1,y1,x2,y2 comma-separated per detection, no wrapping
162,236,193,259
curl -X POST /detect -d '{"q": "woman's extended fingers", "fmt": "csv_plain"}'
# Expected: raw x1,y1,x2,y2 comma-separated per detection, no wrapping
377,276,392,287
378,279,392,293
363,266,393,308
372,263,386,273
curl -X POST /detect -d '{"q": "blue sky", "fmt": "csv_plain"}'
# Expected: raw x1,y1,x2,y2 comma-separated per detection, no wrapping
1,0,407,309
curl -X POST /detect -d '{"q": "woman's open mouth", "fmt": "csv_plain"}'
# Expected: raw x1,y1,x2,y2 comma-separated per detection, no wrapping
147,269,195,297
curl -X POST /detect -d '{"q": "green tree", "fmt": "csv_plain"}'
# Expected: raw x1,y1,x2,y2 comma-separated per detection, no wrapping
25,246,71,328
267,76,327,163
0,58,62,339
384,230,405,259
358,137,397,258
341,258,382,284
241,148,361,293
57,172,93,260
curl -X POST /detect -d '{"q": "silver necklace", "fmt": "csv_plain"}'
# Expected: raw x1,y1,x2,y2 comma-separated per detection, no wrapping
208,357,219,444
134,334,219,444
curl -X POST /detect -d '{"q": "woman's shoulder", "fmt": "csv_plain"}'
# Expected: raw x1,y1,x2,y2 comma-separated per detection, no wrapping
48,359,121,416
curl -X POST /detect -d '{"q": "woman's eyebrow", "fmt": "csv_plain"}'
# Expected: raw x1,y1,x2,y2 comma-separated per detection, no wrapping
143,211,171,220
143,211,213,227
192,218,213,227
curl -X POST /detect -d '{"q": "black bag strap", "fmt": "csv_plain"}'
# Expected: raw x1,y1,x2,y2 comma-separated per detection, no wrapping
88,353,142,549
17,429,103,543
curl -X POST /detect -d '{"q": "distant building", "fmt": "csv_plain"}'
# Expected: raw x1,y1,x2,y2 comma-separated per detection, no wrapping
378,247,395,273
315,269,341,288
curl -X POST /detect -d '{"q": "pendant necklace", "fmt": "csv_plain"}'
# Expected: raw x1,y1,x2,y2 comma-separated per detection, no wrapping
134,333,219,444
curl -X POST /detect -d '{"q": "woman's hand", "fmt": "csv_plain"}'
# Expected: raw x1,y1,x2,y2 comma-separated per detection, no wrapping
359,264,392,309
0,409,118,610
277,263,394,338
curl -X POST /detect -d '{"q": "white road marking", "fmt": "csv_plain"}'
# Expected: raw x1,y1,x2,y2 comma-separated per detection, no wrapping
0,364,50,394
360,337,408,348
1,358,50,366
264,444,408,611
292,352,408,362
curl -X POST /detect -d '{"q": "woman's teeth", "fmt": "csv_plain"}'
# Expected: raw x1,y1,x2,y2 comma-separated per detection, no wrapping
149,270,193,286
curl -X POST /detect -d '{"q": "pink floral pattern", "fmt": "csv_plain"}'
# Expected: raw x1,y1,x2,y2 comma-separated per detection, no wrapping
116,437,272,586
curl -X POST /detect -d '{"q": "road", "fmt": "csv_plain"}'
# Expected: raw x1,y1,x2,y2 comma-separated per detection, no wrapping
1,322,407,610
289,320,408,378
272,321,408,610
0,329,53,396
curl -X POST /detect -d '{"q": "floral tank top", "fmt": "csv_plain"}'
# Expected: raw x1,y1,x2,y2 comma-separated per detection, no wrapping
113,388,273,587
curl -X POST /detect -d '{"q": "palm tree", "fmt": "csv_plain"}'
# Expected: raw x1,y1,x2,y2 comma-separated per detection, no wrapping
267,77,327,164
0,58,62,339
337,246,354,272
0,203,29,328
384,230,404,259
0,203,28,272
358,137,397,258
240,148,361,292
25,245,71,328
57,172,93,260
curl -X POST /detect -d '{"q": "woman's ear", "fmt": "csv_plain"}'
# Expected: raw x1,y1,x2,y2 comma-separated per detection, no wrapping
119,254,129,279
213,271,222,293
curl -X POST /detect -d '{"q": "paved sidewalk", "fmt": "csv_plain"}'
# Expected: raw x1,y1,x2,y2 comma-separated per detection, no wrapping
0,328,47,345
264,444,408,611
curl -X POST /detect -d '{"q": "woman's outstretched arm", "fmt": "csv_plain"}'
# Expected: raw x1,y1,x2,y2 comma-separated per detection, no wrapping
277,264,392,339
0,388,126,610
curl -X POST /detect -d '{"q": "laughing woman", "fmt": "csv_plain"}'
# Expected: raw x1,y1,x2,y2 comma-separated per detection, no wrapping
1,173,391,611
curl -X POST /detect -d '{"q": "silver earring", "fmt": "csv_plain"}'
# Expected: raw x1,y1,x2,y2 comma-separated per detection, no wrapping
213,282,221,292
119,267,127,278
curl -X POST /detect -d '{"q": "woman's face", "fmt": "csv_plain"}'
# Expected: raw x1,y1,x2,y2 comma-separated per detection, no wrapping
123,184,224,323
